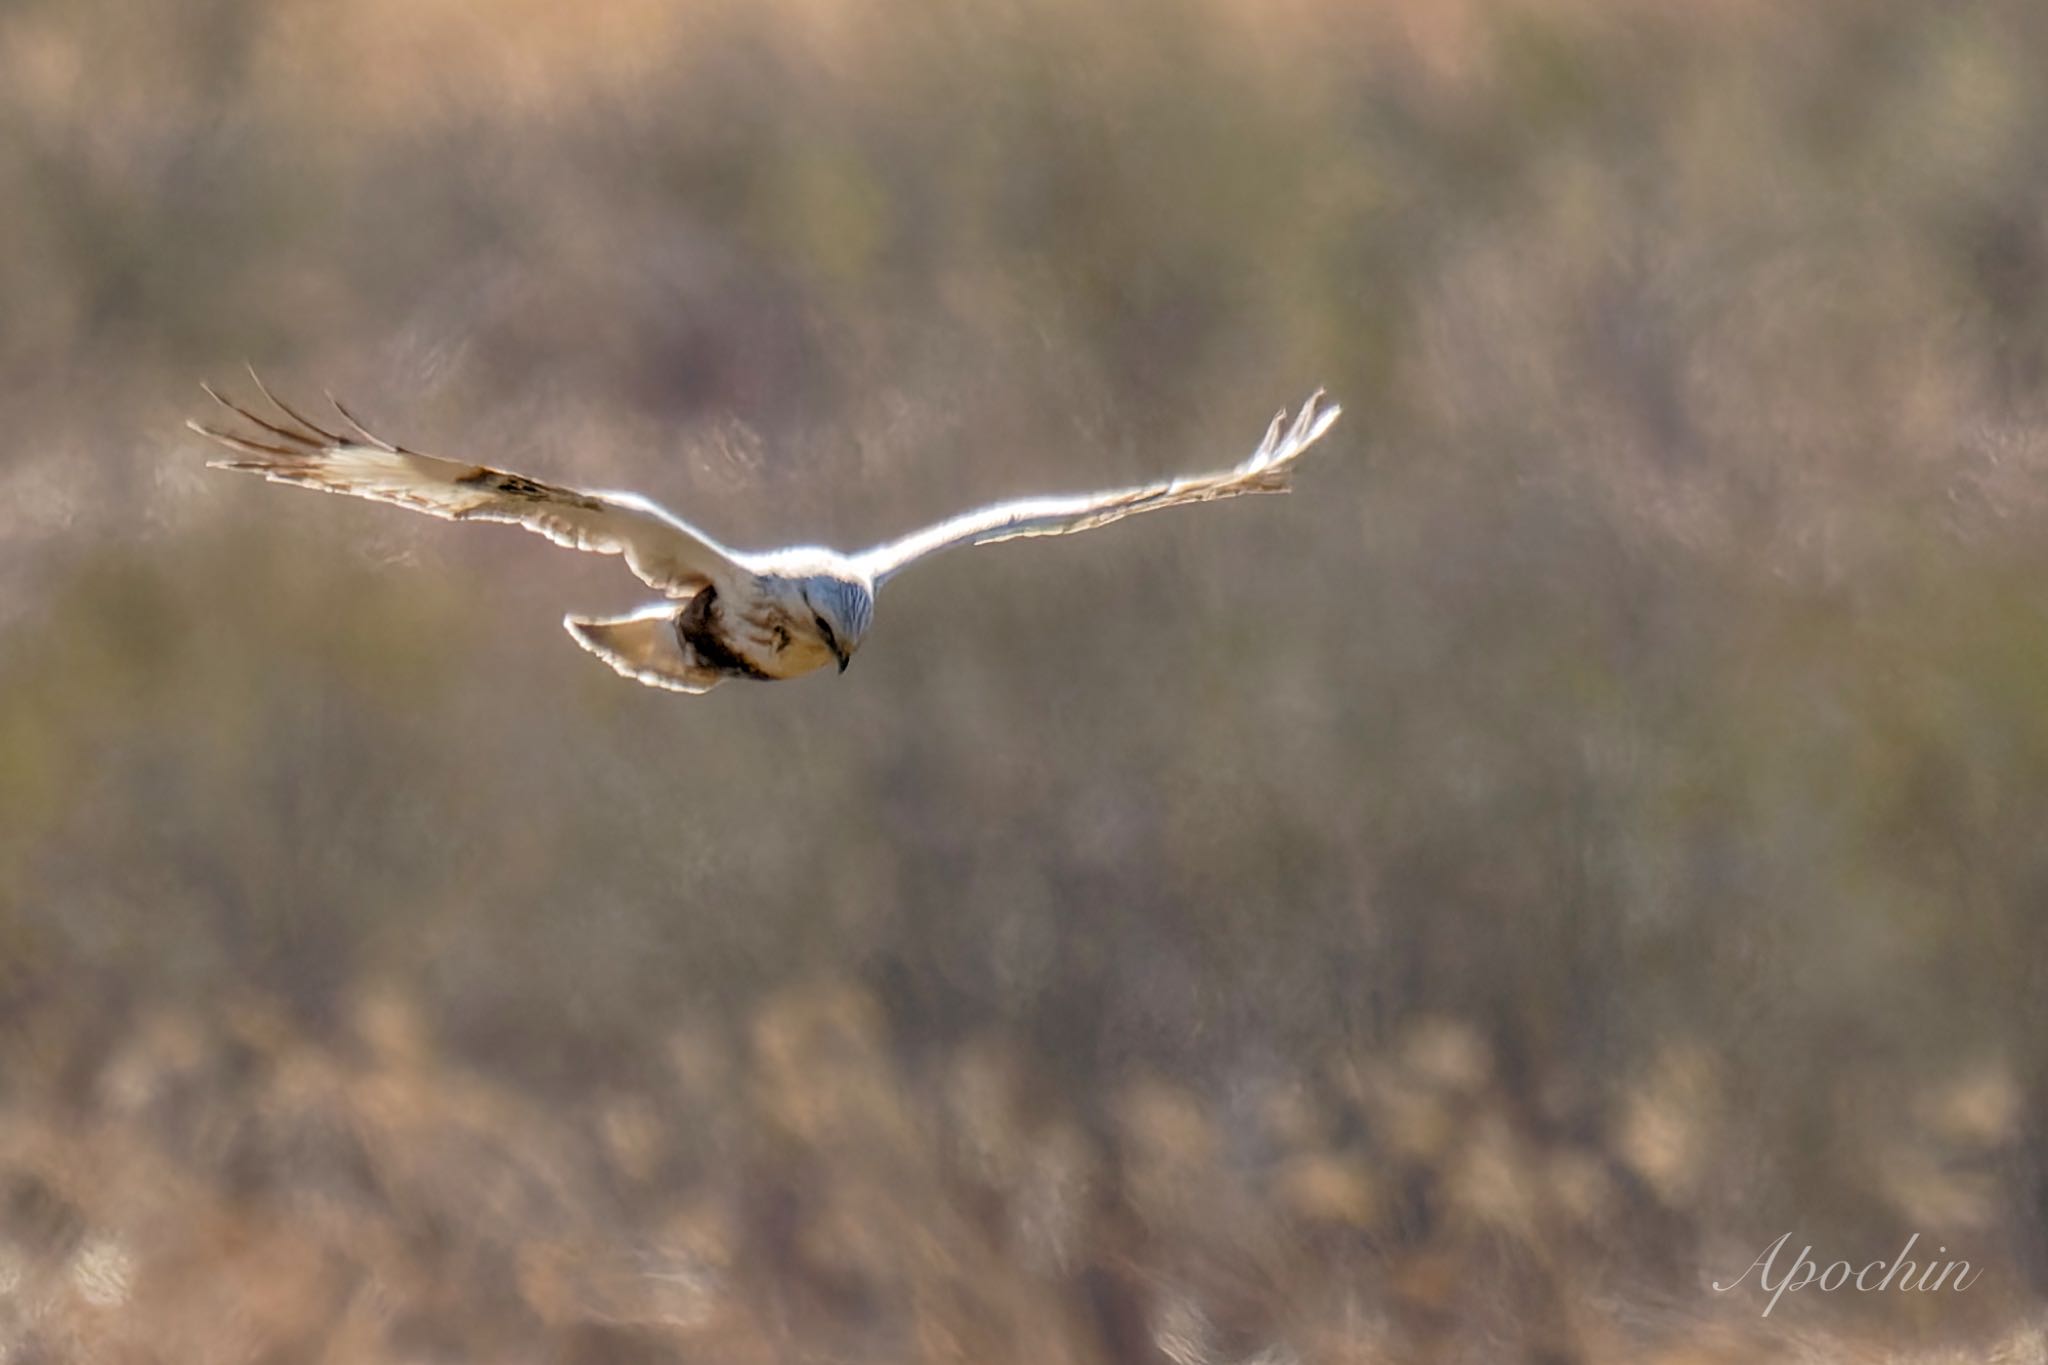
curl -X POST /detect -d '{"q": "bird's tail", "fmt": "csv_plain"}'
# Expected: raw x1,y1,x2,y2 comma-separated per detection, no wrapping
563,602,724,694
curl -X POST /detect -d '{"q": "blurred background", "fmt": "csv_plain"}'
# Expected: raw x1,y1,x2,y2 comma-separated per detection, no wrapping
4,0,2048,1360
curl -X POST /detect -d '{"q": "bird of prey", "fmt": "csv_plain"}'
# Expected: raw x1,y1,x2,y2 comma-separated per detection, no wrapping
190,377,1341,694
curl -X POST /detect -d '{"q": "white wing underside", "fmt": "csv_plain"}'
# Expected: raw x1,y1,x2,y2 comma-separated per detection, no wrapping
854,390,1341,586
189,377,741,597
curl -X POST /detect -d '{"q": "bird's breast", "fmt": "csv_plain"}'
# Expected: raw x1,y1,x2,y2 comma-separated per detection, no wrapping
677,588,828,682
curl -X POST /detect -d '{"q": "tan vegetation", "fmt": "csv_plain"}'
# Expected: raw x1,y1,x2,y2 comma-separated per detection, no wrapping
4,0,2048,1359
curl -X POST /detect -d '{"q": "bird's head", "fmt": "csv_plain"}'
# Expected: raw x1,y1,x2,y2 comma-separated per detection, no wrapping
802,571,875,672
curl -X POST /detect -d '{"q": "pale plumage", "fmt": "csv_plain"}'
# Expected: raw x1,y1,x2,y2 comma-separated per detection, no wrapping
190,375,1339,695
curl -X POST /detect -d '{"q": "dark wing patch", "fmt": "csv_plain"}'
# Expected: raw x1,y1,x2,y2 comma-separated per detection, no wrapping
455,468,603,510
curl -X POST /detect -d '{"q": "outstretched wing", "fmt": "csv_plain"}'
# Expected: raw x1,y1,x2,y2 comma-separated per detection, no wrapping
190,374,745,597
853,391,1340,587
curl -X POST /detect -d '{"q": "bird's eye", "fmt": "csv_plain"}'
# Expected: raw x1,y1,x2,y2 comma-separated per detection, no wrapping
813,614,841,656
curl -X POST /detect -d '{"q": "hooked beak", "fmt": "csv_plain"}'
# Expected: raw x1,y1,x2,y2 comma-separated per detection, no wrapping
832,641,851,673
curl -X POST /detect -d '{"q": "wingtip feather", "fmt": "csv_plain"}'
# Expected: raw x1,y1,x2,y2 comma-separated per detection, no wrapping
1304,398,1341,446
325,390,400,453
245,365,343,444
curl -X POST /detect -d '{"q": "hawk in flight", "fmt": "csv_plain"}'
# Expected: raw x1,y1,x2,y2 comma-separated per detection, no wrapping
190,377,1341,694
